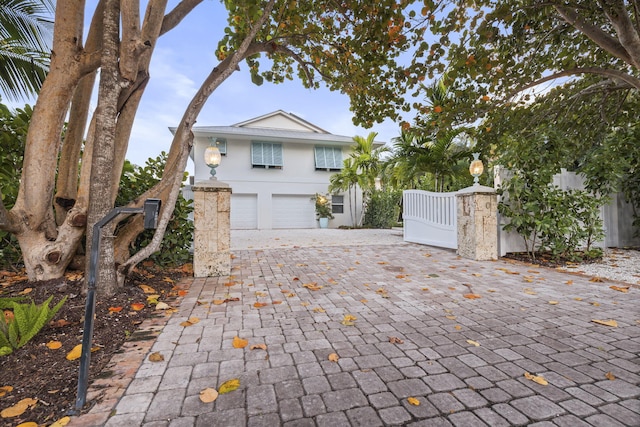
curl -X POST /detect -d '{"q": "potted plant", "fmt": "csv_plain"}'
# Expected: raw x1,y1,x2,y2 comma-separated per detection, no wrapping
313,193,334,228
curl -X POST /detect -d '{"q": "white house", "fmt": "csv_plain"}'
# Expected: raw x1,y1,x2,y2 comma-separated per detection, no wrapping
179,110,383,230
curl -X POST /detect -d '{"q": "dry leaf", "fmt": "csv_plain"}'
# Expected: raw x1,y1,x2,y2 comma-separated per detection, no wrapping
341,314,357,326
360,299,368,303
407,397,420,406
148,352,165,362
300,302,310,307
199,388,219,403
139,284,156,294
46,341,62,350
592,319,618,327
218,379,240,394
590,302,601,307
49,416,70,427
108,306,123,313
524,289,537,295
313,307,326,313
548,301,559,305
0,397,37,418
180,317,200,327
610,285,630,293
302,283,323,291
445,315,457,320
463,293,482,300
131,302,145,311
250,344,267,350
16,422,38,427
65,344,82,361
574,297,583,301
605,372,616,381
0,385,13,398
524,372,548,386
272,300,283,305
565,280,573,285
339,291,347,295
155,302,170,310
232,336,248,349
253,302,268,308
18,288,32,295
328,353,339,362
471,273,482,277
255,291,267,297
388,337,404,344
454,325,462,330
213,299,225,305
589,277,604,283
466,340,480,347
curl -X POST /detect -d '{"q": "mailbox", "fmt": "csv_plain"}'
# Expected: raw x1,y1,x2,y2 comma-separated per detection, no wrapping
143,198,161,229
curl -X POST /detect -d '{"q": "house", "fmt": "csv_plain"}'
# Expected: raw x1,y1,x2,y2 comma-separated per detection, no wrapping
179,110,383,230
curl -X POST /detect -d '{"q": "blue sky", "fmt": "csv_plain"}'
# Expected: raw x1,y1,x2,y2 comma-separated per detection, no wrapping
100,1,403,172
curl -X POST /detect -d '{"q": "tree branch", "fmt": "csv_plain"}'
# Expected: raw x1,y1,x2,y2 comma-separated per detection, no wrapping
160,0,203,36
511,67,640,98
597,0,640,69
119,0,277,275
555,5,633,65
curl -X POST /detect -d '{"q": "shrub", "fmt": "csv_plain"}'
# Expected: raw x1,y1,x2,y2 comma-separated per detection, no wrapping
116,153,193,266
364,189,401,229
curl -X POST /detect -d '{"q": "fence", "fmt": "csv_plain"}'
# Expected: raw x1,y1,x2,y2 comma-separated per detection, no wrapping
403,190,458,249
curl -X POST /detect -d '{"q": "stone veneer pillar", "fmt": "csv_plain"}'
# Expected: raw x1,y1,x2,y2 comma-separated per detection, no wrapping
192,180,231,277
456,185,498,261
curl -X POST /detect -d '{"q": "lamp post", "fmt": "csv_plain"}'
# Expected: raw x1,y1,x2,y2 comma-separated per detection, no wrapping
204,141,222,179
469,152,484,186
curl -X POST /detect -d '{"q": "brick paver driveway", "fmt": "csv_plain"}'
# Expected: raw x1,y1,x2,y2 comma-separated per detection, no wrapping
104,243,639,426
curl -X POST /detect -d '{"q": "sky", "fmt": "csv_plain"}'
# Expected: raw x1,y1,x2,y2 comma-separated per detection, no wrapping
93,1,405,174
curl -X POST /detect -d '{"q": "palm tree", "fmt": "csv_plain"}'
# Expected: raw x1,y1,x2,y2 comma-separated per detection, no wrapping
0,0,54,101
329,132,389,226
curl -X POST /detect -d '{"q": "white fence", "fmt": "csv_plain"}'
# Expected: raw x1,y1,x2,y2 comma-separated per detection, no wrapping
403,190,458,249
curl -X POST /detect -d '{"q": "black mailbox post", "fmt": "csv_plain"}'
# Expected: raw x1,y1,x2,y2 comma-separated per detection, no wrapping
74,199,162,411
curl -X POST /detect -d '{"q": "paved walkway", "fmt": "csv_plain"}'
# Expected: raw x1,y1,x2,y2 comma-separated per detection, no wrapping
72,236,639,426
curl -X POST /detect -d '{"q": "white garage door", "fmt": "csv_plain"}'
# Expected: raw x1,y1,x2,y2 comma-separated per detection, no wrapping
231,194,257,229
272,195,315,229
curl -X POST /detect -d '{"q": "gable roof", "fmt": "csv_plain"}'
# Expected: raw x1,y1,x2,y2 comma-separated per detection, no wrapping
232,110,329,134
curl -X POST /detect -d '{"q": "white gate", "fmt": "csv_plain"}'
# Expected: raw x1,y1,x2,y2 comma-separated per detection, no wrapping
403,190,458,249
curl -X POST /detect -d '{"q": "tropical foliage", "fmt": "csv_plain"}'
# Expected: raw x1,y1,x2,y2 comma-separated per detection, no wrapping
329,132,388,226
0,0,53,100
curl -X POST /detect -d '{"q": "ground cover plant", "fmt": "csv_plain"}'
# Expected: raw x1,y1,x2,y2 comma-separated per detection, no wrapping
0,264,191,425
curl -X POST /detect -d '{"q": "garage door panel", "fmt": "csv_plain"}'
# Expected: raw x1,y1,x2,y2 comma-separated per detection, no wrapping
231,194,257,229
272,195,315,229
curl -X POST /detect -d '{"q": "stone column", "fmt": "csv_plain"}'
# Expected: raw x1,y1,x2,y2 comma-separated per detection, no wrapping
456,185,498,261
192,180,231,277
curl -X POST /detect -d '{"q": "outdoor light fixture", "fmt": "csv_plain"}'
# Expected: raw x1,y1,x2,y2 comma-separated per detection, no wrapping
469,152,484,185
204,140,222,179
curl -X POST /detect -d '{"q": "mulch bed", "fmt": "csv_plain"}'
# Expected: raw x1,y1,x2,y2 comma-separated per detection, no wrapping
0,263,191,426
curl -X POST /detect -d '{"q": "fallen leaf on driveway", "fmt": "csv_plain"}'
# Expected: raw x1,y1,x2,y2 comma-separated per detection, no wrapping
232,336,248,348
592,319,618,327
180,317,200,327
524,372,548,386
605,372,616,381
589,277,604,282
148,352,164,362
445,315,457,320
218,379,240,394
49,416,71,427
341,314,357,326
388,337,404,344
407,397,420,406
548,301,559,305
328,353,339,362
463,294,482,299
609,285,629,293
199,388,219,403
466,340,480,347
313,307,326,313
250,344,267,350
253,302,268,308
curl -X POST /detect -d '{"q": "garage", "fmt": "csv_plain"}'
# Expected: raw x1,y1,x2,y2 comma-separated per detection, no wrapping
272,195,316,229
231,194,257,229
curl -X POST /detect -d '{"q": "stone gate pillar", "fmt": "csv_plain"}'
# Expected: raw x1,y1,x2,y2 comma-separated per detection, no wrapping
456,185,498,261
192,180,231,277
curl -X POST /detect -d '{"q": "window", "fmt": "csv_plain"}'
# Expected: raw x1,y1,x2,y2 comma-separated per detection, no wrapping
208,137,227,155
252,142,283,168
331,195,344,214
315,146,342,171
